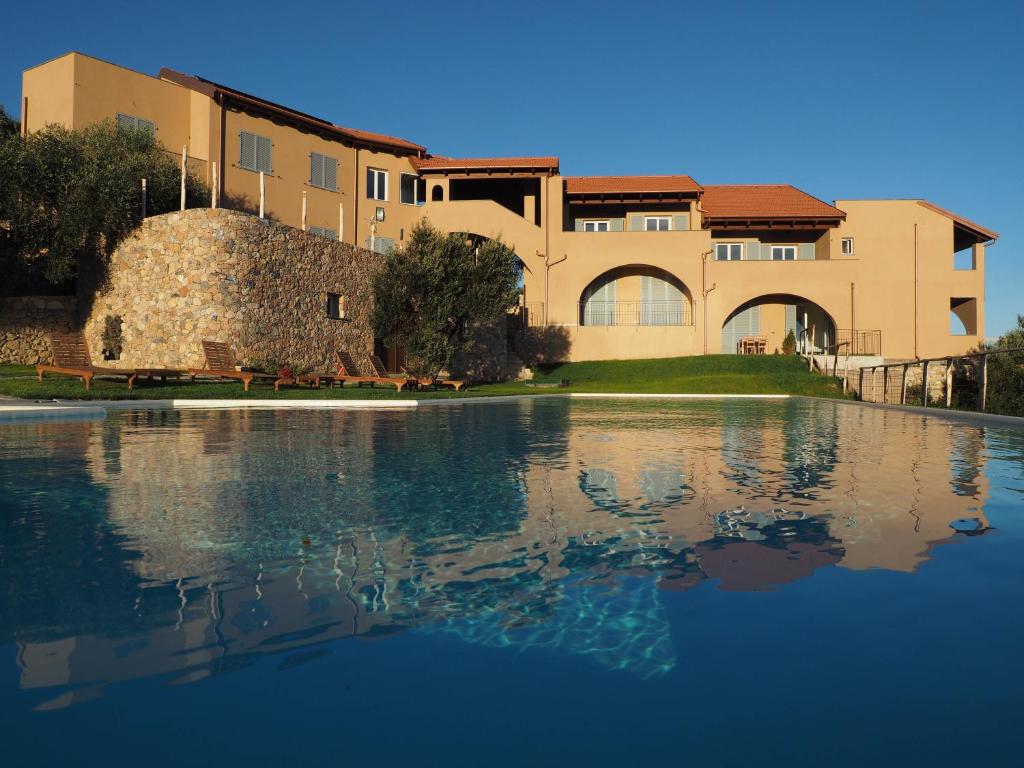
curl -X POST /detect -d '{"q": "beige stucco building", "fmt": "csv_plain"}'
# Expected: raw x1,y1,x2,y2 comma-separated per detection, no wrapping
19,52,998,363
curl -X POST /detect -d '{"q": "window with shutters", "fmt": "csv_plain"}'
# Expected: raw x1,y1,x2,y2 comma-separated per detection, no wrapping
716,243,743,261
644,216,671,231
239,131,272,173
310,153,339,191
841,237,854,255
367,168,388,201
583,221,610,232
771,245,797,261
116,113,156,139
400,173,426,205
308,226,338,240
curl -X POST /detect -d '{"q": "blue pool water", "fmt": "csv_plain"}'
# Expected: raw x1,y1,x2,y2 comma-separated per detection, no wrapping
1,398,1022,766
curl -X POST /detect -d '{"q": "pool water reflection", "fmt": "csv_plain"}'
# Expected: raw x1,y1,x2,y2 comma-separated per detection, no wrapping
1,399,1022,766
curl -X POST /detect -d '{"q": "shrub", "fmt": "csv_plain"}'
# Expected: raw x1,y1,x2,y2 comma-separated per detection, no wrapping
782,329,797,355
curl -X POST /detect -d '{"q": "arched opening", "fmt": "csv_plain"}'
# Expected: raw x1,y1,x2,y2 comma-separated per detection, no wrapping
950,297,977,336
431,185,444,201
579,266,692,326
722,294,836,354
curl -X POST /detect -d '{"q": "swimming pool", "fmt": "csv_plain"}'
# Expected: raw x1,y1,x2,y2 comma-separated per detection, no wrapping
1,398,1022,766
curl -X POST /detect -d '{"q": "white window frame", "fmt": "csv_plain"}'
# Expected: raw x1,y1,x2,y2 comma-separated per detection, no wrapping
367,168,388,201
399,172,425,206
841,237,854,255
771,245,797,261
644,216,671,232
716,242,743,261
583,220,610,232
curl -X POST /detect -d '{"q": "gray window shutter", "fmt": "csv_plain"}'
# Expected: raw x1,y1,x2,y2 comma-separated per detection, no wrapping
629,215,644,232
240,132,256,170
798,243,815,261
117,113,135,131
310,153,322,187
747,242,760,260
673,214,689,231
609,218,624,232
325,158,338,191
574,219,584,232
785,304,797,334
256,136,272,173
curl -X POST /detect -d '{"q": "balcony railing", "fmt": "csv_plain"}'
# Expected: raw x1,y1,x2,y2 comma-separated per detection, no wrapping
579,301,693,327
513,302,546,327
835,329,882,356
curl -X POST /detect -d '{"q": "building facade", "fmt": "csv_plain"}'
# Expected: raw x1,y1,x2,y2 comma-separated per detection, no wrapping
20,52,997,362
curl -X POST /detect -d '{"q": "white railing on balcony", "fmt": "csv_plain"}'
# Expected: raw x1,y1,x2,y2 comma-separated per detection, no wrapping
578,301,693,327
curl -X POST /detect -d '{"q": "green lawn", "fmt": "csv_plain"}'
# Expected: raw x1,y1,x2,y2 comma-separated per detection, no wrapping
0,355,846,401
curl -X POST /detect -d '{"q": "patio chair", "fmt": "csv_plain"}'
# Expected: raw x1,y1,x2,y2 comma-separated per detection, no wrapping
334,350,412,392
368,354,418,389
36,332,140,390
188,340,277,392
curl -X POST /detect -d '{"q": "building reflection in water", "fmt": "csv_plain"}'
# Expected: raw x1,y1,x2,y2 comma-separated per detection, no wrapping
0,399,1002,704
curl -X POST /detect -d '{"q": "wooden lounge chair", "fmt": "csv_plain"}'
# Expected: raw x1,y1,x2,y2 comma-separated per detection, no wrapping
400,365,467,391
334,351,412,392
36,332,139,390
368,355,419,389
188,340,277,392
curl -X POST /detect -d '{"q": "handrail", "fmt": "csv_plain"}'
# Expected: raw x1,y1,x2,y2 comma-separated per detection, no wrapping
578,300,694,327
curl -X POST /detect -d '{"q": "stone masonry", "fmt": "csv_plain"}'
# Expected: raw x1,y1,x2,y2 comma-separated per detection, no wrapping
82,209,382,372
0,296,78,364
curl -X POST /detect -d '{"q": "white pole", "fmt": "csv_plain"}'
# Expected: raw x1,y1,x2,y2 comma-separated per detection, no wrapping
339,203,344,242
301,190,307,231
369,218,376,253
211,161,218,208
259,171,265,220
141,178,147,218
180,144,187,211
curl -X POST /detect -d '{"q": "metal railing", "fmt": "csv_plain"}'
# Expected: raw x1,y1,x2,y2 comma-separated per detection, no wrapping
578,300,693,327
835,329,882,356
514,302,545,327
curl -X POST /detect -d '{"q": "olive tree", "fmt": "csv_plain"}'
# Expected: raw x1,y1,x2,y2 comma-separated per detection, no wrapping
0,117,208,288
371,221,521,376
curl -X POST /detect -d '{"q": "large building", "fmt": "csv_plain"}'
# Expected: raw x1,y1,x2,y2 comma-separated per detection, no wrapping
19,52,997,362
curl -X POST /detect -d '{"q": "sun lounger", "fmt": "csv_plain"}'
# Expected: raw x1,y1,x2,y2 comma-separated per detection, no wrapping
400,365,467,391
368,355,419,390
187,340,277,392
334,351,412,391
36,332,140,390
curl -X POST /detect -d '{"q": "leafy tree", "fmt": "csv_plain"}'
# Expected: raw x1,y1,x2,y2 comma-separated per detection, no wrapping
982,315,1024,416
371,221,521,376
0,119,208,288
782,329,797,355
0,104,18,140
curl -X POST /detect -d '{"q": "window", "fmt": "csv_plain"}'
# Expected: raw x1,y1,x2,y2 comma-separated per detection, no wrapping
400,173,426,205
326,293,345,320
841,237,854,255
644,216,671,231
310,153,339,191
367,168,388,201
771,245,797,261
308,226,337,240
431,185,444,201
239,131,272,173
716,243,743,261
584,220,610,232
116,113,155,139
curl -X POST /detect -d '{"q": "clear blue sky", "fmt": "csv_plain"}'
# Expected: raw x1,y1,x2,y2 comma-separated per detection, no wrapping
2,0,1021,335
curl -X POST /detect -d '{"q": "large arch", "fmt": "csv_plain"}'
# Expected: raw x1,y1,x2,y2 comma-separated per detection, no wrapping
721,293,837,354
578,265,694,327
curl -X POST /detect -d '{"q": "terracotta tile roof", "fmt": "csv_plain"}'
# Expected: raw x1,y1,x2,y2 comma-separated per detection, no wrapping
701,184,845,220
917,200,998,241
158,68,425,154
412,156,559,171
565,175,703,195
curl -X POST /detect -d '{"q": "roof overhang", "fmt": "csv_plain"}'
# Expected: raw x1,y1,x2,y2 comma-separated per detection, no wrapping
412,157,559,177
917,200,998,244
704,216,845,230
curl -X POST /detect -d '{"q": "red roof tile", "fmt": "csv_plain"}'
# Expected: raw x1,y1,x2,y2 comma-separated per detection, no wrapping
917,200,998,241
412,156,559,171
565,175,703,195
701,184,845,220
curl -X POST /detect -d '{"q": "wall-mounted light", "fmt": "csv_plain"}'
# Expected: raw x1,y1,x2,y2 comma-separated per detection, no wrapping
375,207,385,222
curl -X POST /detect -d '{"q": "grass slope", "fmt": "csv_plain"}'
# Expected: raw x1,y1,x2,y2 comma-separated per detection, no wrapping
0,355,845,401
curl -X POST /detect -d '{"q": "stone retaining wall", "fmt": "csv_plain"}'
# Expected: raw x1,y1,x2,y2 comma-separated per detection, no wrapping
82,209,382,372
0,296,78,364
